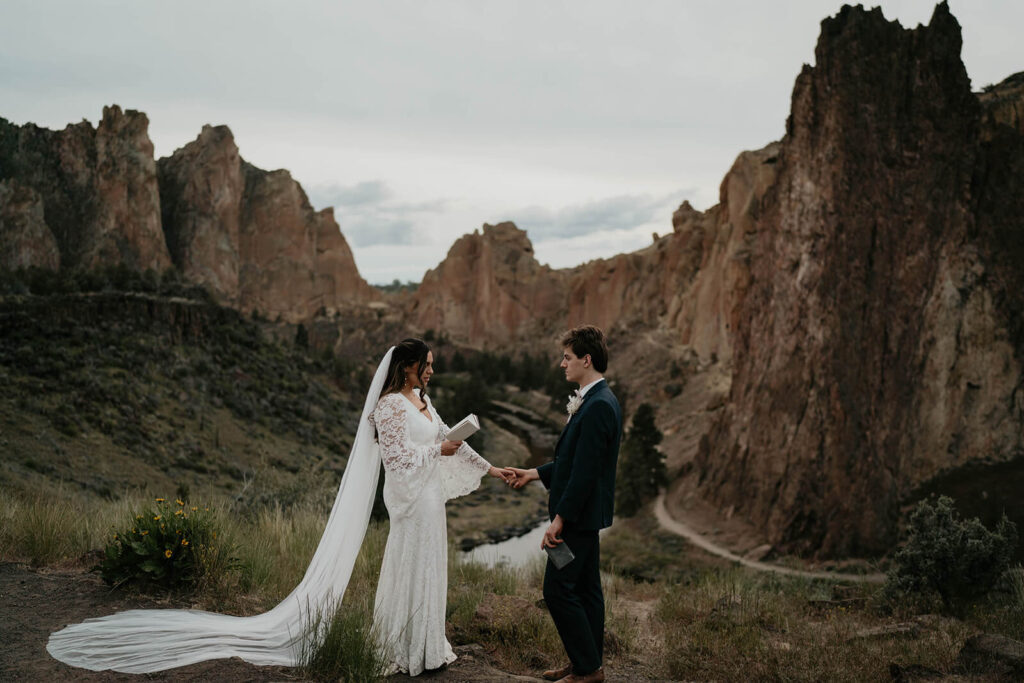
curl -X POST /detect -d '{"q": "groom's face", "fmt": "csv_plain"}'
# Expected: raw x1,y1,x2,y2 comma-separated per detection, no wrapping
561,347,588,385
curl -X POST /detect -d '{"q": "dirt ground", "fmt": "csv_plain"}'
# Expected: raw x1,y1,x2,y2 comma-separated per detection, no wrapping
0,562,639,682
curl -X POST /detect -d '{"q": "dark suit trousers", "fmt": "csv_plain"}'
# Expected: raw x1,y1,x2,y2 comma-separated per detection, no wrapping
542,528,603,675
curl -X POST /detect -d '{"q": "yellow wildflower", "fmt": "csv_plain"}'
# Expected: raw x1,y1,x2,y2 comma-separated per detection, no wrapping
133,528,138,534
176,499,184,506
153,515,161,521
183,513,188,519
141,530,149,536
191,506,198,511
212,532,217,539
181,539,189,546
174,509,183,516
155,498,165,502
160,524,165,530
164,549,173,558
136,515,142,520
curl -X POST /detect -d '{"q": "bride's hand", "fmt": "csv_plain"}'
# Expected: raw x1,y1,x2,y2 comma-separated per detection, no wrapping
488,466,513,483
440,440,462,455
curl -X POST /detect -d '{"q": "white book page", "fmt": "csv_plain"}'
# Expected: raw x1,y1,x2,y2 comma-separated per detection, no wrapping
446,413,479,441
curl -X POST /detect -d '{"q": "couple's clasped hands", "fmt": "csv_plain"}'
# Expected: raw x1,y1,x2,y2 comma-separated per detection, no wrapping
487,466,533,485
491,467,562,549
442,449,558,548
440,441,535,488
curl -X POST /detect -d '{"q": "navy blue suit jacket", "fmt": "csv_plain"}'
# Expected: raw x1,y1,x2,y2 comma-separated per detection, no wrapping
537,379,622,531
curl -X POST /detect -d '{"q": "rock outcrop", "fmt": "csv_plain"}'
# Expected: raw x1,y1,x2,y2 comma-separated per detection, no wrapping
0,106,171,271
157,125,243,304
159,128,376,320
410,222,568,344
0,180,60,270
0,111,376,322
238,163,376,322
693,4,1024,557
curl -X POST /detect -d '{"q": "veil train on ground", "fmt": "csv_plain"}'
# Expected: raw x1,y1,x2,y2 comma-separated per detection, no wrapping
46,348,396,673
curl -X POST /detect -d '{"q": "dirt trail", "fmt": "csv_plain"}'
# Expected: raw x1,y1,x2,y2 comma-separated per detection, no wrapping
653,494,886,583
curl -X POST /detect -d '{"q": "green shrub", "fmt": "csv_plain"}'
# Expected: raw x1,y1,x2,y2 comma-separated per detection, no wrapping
884,495,1018,613
100,497,236,591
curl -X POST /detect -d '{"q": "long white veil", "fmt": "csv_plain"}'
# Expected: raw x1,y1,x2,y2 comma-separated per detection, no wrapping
46,347,396,673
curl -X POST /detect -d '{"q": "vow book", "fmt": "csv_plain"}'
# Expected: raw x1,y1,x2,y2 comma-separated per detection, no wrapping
544,541,575,569
446,413,480,441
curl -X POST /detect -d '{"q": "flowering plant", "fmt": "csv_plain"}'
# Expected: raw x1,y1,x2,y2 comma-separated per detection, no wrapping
565,391,583,422
100,497,234,591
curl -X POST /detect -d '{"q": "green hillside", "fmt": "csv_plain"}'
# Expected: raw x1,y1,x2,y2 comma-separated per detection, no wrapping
0,283,367,511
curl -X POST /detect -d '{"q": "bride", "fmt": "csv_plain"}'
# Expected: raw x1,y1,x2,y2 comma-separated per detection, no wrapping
371,338,510,674
46,339,510,676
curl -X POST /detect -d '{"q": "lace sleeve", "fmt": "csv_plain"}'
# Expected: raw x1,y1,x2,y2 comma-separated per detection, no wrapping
373,394,441,472
427,397,492,500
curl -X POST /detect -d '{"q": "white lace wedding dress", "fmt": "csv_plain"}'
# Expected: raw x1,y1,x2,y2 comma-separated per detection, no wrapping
370,392,491,676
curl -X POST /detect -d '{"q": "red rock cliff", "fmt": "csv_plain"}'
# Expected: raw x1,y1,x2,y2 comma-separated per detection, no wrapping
694,3,1024,557
0,106,170,271
410,222,568,344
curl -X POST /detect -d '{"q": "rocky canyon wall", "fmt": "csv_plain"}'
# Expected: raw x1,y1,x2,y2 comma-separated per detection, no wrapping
1,114,376,322
693,4,1024,557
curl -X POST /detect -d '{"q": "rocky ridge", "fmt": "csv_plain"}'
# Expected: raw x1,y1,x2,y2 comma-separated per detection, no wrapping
0,106,170,272
0,113,375,322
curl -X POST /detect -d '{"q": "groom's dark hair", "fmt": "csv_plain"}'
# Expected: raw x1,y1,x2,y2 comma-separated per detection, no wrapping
561,325,608,373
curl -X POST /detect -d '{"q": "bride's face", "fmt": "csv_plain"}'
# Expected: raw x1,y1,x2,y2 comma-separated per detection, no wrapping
406,351,434,388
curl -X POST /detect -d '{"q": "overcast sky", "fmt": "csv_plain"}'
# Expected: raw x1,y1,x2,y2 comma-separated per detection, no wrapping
2,1,1021,284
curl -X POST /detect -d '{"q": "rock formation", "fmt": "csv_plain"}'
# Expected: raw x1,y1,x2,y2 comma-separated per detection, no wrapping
1,111,376,322
238,163,376,322
157,125,243,304
693,3,1024,557
158,127,377,320
410,222,568,344
0,106,170,271
312,206,377,315
0,180,60,270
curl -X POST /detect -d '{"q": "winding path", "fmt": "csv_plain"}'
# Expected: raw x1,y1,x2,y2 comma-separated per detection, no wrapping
653,494,886,583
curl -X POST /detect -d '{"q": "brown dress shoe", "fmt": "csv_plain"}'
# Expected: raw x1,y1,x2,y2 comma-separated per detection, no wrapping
543,663,572,680
556,667,605,683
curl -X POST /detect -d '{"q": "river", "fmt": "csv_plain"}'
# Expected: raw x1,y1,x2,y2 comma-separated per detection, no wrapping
460,520,548,569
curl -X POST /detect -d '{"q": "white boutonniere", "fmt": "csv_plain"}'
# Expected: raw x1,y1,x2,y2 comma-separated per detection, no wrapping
565,392,583,422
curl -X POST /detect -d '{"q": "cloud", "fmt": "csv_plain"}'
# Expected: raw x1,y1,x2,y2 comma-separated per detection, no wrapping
308,180,392,208
307,180,451,248
511,192,683,240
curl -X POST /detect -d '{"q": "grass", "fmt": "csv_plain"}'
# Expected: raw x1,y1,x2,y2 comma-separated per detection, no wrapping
6,489,1024,680
654,568,978,682
296,594,390,682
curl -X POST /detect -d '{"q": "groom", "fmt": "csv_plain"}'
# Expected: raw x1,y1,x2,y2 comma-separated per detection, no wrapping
509,325,622,683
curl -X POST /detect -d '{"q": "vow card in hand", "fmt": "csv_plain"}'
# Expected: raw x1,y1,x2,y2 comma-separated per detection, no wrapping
544,541,575,570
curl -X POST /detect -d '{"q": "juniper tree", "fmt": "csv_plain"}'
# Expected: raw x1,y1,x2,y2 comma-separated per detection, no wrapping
616,403,666,517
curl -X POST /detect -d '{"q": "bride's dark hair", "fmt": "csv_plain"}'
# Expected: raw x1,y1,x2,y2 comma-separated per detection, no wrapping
382,338,431,400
